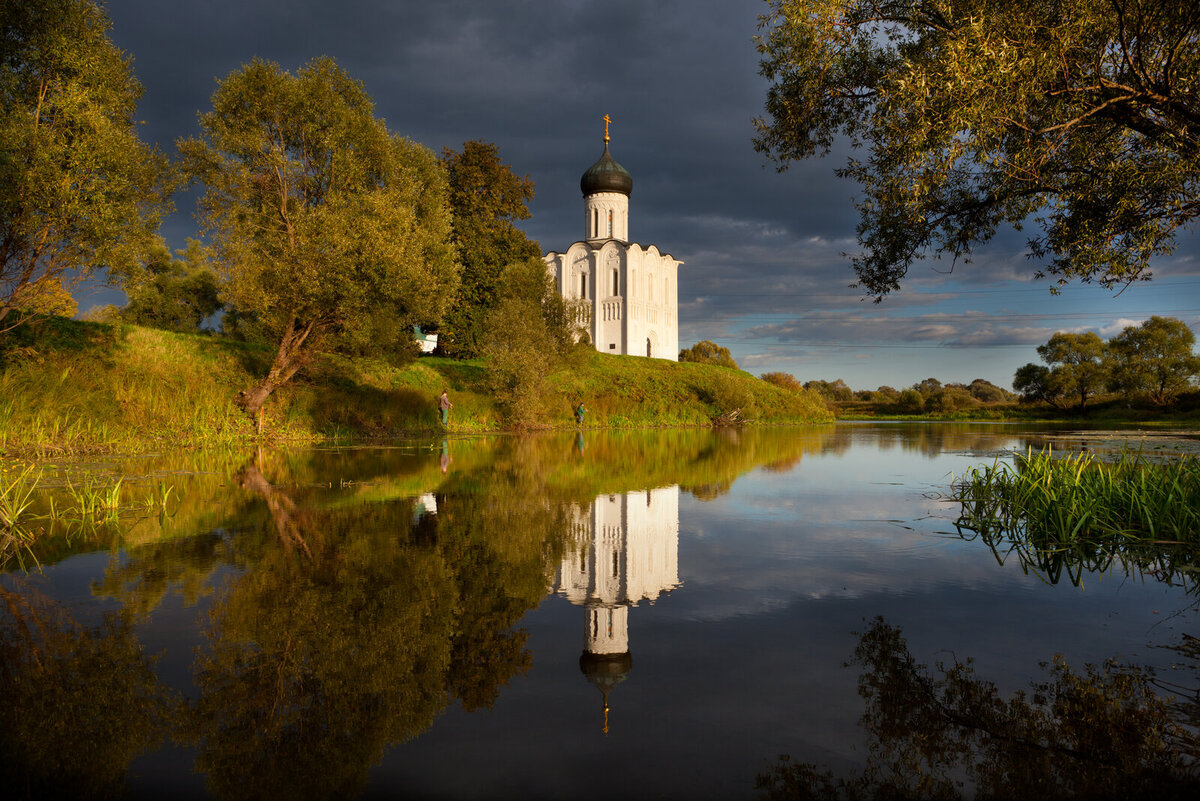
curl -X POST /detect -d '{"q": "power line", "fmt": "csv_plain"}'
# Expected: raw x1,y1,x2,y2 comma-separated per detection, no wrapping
681,308,1200,324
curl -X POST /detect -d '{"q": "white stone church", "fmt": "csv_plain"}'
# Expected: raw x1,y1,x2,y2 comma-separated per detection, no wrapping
544,122,682,360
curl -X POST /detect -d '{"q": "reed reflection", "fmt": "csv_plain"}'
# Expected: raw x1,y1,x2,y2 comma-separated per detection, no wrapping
555,486,681,733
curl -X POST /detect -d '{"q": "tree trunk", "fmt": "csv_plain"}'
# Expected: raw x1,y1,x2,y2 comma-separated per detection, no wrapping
235,317,320,422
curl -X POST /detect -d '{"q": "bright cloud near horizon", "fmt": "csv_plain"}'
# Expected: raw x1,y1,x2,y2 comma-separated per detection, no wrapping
95,0,1200,391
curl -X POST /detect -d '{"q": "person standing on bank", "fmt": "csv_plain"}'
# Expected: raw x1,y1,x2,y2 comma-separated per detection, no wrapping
439,389,453,426
575,401,586,426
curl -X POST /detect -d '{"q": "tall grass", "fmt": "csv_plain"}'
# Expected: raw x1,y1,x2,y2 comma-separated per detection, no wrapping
1,320,831,456
955,448,1200,540
953,448,1200,588
1,458,186,569
1,463,42,568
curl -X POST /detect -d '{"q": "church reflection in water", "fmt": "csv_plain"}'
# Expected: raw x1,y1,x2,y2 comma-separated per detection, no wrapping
553,487,681,733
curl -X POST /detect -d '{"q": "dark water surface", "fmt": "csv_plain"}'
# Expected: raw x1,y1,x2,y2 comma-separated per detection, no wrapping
3,424,1197,799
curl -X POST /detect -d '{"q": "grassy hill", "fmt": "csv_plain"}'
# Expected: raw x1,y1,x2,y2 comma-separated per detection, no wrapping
0,317,831,455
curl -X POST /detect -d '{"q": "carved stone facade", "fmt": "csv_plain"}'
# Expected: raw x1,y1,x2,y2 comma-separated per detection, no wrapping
544,134,682,360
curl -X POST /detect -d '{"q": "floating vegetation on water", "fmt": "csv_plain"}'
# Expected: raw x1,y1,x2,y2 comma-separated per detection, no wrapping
1,463,42,569
1,463,179,569
952,448,1200,588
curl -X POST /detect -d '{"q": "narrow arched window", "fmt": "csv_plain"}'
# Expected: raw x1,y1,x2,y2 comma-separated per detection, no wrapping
581,273,587,299
607,210,613,237
612,268,619,296
592,209,598,238
646,338,652,357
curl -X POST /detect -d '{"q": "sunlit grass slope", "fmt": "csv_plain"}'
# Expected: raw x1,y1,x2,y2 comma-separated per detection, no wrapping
0,318,831,454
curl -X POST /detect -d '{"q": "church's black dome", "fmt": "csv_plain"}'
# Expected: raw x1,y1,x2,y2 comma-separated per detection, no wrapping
580,142,633,197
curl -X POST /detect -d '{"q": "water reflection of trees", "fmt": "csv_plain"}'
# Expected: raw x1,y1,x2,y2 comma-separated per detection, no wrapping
824,423,1031,460
175,448,571,799
187,498,458,799
0,578,176,798
758,618,1200,800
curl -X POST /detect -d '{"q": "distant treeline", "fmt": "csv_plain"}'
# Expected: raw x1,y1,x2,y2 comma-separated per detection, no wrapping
748,316,1200,419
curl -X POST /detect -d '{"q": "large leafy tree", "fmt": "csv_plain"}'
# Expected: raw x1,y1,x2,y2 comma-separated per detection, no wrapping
755,0,1200,297
180,57,458,419
1037,331,1107,410
438,140,541,358
1013,362,1053,404
479,256,589,426
1105,316,1200,405
118,237,221,332
0,0,170,333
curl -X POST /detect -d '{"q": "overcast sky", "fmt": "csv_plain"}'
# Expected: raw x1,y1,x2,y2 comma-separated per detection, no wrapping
97,0,1200,390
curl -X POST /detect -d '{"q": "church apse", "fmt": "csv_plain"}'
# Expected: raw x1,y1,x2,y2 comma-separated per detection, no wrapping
552,486,681,734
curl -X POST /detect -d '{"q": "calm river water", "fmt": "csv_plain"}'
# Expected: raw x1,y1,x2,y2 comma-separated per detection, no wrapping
2,423,1197,799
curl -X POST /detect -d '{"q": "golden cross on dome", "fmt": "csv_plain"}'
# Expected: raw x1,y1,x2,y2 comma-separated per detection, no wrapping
603,114,611,143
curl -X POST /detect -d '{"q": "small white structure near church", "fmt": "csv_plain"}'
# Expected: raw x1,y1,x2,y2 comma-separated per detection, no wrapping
544,119,682,360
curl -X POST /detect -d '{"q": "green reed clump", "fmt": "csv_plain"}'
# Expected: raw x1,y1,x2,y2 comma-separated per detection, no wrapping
1,463,42,568
954,448,1200,542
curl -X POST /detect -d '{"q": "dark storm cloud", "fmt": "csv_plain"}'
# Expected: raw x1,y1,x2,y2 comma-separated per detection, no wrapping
105,0,857,314
101,0,1199,362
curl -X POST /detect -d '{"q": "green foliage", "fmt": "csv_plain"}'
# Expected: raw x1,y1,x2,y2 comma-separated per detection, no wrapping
758,618,1199,799
180,57,458,416
117,237,221,332
967,378,1012,404
679,339,739,369
954,449,1200,554
761,371,805,393
755,0,1200,296
804,378,853,402
912,377,941,397
438,140,542,358
926,385,977,414
8,278,78,318
868,385,899,403
478,257,590,427
701,371,759,424
0,0,171,334
895,387,924,414
1106,316,1200,405
1038,331,1107,410
1013,362,1052,404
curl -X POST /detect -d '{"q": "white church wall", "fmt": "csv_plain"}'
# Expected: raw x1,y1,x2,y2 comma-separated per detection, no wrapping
542,138,681,360
583,192,629,242
597,243,625,353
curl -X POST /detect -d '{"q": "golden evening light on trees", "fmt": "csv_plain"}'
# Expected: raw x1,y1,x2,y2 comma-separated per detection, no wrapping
1015,317,1199,409
179,57,458,420
679,339,739,369
0,0,171,334
755,0,1200,298
438,140,542,359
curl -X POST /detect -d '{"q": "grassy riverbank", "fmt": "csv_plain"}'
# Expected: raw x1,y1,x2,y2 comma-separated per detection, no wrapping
0,318,831,455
